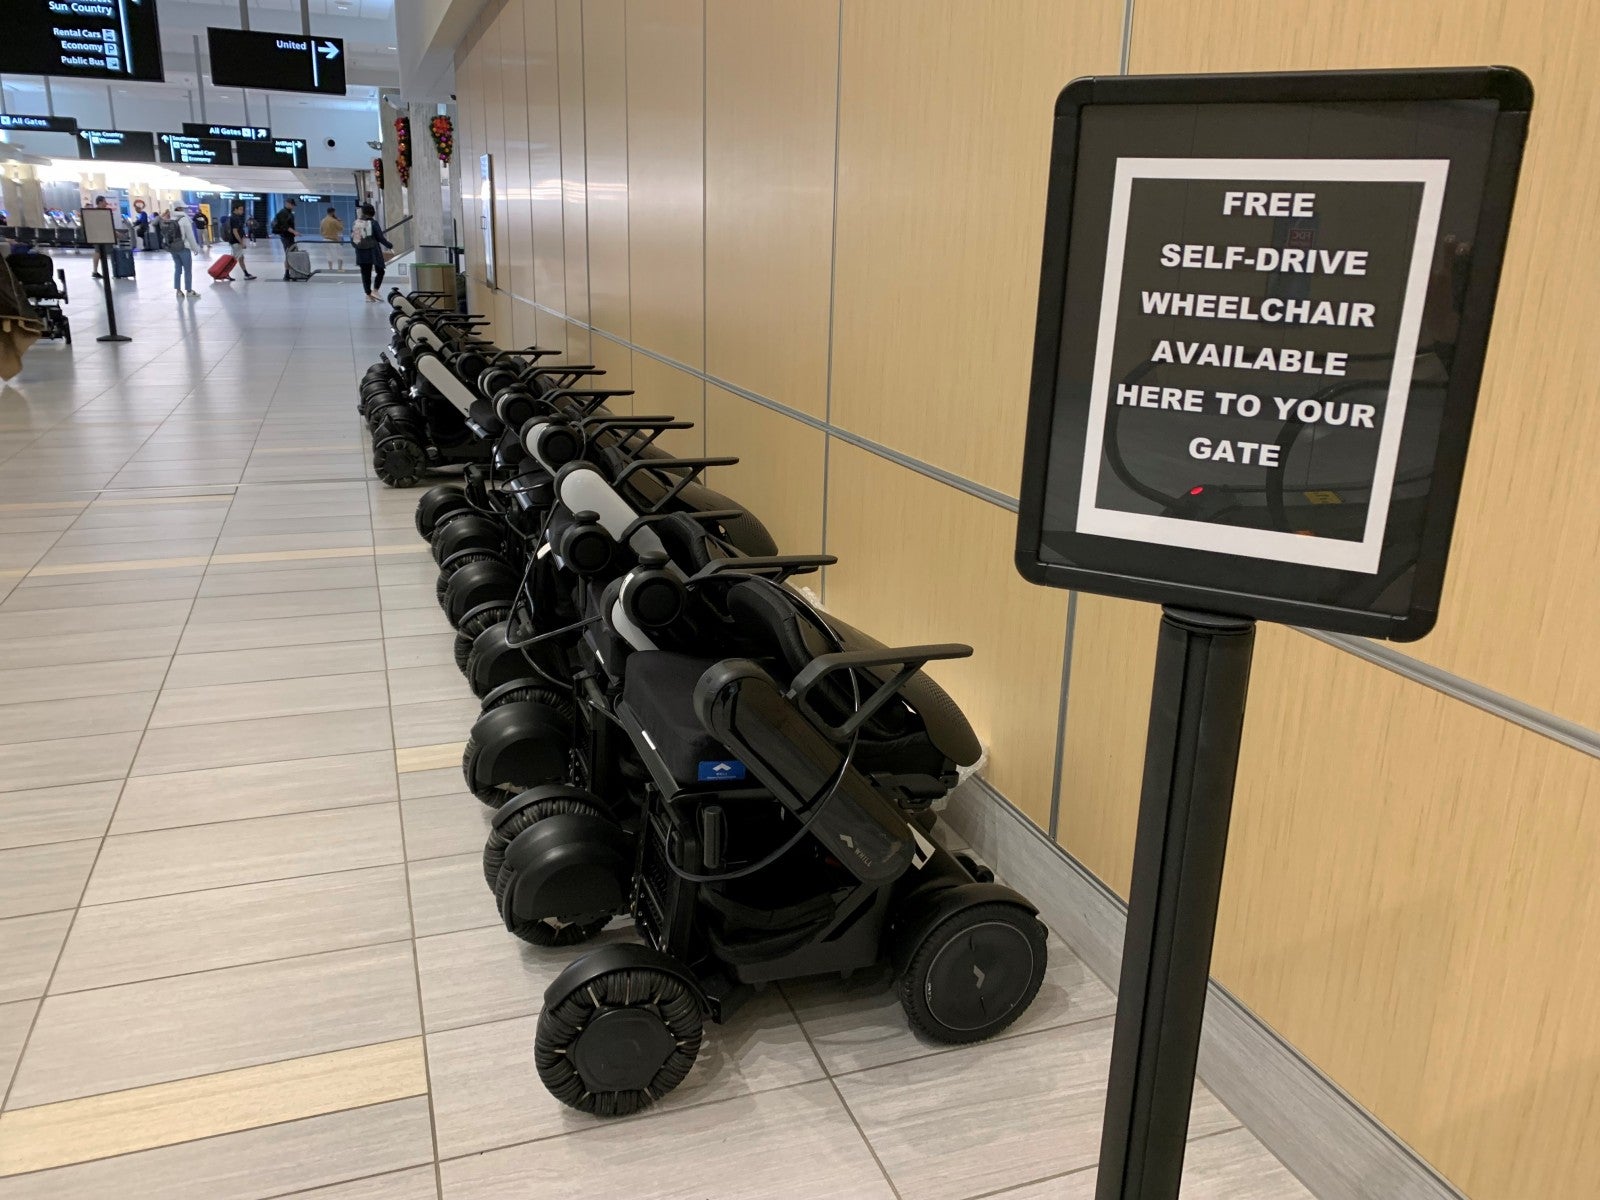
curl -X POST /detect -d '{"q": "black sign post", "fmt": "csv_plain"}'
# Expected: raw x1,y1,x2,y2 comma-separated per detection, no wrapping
0,113,79,135
182,123,272,142
75,129,157,163
1015,68,1531,1200
158,133,235,167
235,139,310,170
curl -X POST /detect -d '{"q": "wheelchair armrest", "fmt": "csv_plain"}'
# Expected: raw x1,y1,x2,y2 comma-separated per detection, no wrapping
616,506,746,549
687,554,835,585
788,643,973,743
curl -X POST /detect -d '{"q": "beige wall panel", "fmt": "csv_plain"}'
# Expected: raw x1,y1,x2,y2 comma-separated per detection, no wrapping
455,17,487,288
1221,629,1600,1199
556,0,591,324
1060,594,1600,1196
513,298,541,354
704,387,825,556
589,334,633,415
829,0,1122,494
526,0,567,314
1055,592,1160,894
485,6,511,314
533,307,568,354
625,0,705,368
566,321,592,363
824,443,1068,823
582,0,630,338
704,0,837,417
631,352,705,459
1128,0,1600,731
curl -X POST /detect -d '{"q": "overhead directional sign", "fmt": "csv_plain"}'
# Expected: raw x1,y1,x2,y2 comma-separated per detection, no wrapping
75,128,157,163
235,138,310,170
183,122,272,143
207,28,346,96
2,0,165,83
0,113,79,135
158,133,235,167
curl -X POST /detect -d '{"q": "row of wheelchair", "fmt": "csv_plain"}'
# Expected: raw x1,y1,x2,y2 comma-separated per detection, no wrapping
359,290,1051,1117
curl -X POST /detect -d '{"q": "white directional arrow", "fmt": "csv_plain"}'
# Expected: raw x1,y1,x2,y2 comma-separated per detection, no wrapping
319,41,340,60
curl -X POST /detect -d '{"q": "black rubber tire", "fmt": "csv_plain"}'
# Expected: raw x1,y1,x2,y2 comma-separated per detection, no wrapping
415,486,469,540
483,793,606,891
461,686,574,806
373,435,428,488
435,552,502,612
479,682,572,719
535,967,702,1116
897,902,1048,1045
454,605,512,670
432,515,503,567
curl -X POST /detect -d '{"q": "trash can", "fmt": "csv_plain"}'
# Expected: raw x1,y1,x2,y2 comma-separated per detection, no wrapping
413,261,458,308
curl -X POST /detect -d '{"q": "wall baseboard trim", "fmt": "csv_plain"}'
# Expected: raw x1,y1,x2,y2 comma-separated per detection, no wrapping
939,778,1465,1200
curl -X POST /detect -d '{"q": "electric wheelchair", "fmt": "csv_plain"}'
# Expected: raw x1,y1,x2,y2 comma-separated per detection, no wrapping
467,464,1047,1116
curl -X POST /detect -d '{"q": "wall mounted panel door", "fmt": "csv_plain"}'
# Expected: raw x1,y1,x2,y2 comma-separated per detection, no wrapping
704,386,825,555
556,0,591,326
527,0,567,321
705,0,838,418
625,0,705,369
582,0,630,339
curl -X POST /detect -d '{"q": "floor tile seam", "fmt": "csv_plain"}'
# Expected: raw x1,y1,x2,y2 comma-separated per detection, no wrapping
81,843,407,910
0,682,167,713
811,1009,1120,1085
426,1075,838,1168
121,705,396,760
41,932,421,1005
775,987,905,1200
0,1091,429,1182
255,1162,438,1200
145,695,397,733
363,463,450,1193
67,859,410,917
0,481,233,1114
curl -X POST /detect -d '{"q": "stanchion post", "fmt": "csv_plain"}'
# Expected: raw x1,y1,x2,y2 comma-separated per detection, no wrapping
1094,607,1255,1200
96,246,130,344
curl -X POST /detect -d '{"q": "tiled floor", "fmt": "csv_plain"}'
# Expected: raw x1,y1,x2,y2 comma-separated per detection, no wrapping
0,251,1315,1198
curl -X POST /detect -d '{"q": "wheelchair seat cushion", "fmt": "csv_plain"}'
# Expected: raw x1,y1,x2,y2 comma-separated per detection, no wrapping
620,651,739,789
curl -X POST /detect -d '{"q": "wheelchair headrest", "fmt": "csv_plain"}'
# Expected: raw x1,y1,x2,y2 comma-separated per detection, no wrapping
416,352,477,415
553,463,666,560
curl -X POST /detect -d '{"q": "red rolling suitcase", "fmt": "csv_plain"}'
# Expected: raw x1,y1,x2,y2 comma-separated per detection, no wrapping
208,254,237,281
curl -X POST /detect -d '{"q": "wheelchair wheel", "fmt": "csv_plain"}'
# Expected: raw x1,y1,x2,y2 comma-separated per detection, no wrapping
435,550,505,612
373,434,428,488
535,950,703,1117
415,485,469,540
454,604,511,672
486,795,617,947
432,513,502,566
897,898,1048,1044
462,692,574,806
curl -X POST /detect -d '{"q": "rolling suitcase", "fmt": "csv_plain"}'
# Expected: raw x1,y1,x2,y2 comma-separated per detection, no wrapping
208,253,237,281
285,247,314,281
111,247,135,279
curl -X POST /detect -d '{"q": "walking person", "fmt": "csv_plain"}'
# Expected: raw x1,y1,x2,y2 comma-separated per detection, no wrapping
272,199,298,279
320,207,345,271
163,205,202,298
351,204,393,302
219,202,257,281
90,195,112,280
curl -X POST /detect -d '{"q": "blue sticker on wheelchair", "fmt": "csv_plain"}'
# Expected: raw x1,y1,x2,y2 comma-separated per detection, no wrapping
698,760,747,782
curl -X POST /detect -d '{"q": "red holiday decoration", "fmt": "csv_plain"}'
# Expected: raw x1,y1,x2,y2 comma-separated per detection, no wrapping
429,115,454,165
373,156,384,191
394,116,412,188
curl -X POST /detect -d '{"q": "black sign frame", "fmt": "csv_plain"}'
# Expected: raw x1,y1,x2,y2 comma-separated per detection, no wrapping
0,113,79,134
74,128,157,163
1,0,165,83
158,133,236,166
183,122,272,143
206,28,347,96
1015,67,1531,641
234,138,310,170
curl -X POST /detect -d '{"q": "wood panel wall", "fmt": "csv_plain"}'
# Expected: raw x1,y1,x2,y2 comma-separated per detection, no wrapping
453,3,1600,1194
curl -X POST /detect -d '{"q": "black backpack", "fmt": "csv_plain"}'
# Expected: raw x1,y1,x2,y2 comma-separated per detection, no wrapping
272,209,293,235
159,219,183,250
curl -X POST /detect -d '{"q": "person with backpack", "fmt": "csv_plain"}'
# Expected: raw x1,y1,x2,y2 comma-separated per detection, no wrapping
162,205,202,298
271,199,298,279
351,204,393,302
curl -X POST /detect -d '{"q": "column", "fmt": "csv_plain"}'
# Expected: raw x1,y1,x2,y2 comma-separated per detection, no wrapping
407,102,445,250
